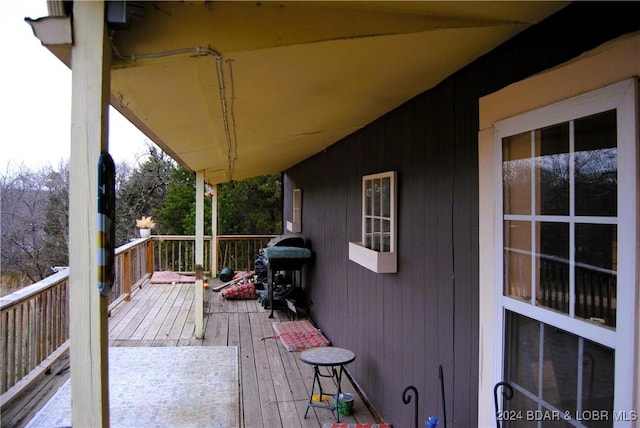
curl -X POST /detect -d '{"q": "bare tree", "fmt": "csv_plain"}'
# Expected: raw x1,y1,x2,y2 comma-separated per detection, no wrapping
1,162,69,294
1,164,49,291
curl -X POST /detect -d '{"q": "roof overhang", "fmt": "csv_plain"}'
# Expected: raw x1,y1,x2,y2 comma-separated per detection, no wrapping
29,1,568,184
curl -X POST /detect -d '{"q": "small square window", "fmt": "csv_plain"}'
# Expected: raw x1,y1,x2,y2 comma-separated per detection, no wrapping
349,171,397,273
286,188,302,233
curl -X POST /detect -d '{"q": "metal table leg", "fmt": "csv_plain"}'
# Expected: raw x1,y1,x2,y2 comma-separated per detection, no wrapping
304,364,346,422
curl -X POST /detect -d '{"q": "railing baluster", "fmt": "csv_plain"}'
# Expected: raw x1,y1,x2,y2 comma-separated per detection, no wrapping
246,240,251,271
37,294,42,369
177,240,182,271
44,289,51,358
10,306,17,386
52,285,58,349
123,250,131,301
1,311,8,392
7,308,15,388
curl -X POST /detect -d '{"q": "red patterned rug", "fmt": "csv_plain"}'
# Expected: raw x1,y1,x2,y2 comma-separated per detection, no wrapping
272,320,330,352
322,425,392,428
149,271,197,284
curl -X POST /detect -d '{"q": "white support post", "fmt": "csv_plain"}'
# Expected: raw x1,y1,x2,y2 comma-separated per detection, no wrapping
68,1,110,427
210,185,218,277
195,171,205,339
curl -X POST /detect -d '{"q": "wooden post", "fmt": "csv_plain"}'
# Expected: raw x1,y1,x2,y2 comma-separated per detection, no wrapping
122,251,131,301
68,1,110,426
210,185,218,277
195,171,205,338
146,240,154,276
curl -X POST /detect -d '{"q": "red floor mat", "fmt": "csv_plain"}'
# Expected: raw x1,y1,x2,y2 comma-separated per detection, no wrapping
272,320,330,351
149,271,196,284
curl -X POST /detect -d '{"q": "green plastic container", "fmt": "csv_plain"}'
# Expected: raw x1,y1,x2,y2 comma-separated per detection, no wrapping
219,267,234,282
336,393,354,416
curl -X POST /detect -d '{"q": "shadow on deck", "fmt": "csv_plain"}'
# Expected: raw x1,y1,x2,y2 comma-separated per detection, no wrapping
3,279,379,428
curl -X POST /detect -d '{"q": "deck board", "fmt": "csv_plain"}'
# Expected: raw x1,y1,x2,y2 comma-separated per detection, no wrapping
249,311,283,428
3,280,380,428
238,312,263,428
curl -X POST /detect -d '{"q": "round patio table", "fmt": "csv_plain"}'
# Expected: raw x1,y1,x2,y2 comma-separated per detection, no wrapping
299,347,356,422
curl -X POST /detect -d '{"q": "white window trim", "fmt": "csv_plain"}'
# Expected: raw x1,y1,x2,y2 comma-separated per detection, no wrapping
482,79,637,426
478,33,640,424
477,40,640,423
286,188,302,233
349,171,397,273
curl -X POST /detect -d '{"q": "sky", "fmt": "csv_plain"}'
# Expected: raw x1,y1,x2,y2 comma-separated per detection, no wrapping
0,1,152,171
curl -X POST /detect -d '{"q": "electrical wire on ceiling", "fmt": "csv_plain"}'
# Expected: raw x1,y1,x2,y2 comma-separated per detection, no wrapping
226,59,238,180
109,33,238,182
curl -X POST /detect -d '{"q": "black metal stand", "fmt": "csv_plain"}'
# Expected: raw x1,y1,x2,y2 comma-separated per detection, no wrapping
266,261,306,318
493,381,514,428
264,248,310,318
439,364,447,428
402,385,419,428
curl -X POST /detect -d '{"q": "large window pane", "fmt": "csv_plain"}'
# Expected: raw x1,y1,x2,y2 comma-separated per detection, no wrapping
504,220,532,300
575,111,617,217
504,312,615,428
536,222,570,313
504,132,532,215
536,124,570,215
505,312,540,394
582,340,614,428
542,326,578,413
575,224,617,327
504,390,539,428
502,110,619,323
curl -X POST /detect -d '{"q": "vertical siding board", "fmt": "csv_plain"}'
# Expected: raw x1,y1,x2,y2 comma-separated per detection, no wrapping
381,112,399,413
451,67,481,426
375,272,386,409
411,96,430,420
423,87,442,416
395,107,413,414
381,271,394,412
435,79,457,427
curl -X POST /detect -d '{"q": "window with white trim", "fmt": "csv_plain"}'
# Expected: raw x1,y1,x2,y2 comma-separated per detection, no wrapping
348,171,397,273
363,171,395,252
495,81,637,427
286,188,302,233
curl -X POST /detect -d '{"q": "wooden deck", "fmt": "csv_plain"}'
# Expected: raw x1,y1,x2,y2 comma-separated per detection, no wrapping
3,280,380,428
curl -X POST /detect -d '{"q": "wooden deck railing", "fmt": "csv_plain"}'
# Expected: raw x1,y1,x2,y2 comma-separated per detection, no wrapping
153,234,276,275
217,234,276,273
0,270,69,402
0,234,275,408
153,235,213,274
